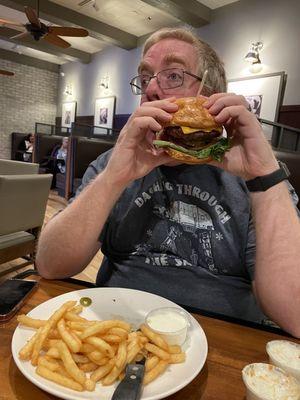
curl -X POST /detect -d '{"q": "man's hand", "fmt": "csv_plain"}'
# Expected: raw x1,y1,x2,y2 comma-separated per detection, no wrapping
104,98,178,186
203,93,279,180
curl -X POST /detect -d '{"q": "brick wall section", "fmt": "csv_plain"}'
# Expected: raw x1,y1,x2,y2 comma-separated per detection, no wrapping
0,59,58,159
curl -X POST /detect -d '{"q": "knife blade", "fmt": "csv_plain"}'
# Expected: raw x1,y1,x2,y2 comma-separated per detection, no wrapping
111,362,145,400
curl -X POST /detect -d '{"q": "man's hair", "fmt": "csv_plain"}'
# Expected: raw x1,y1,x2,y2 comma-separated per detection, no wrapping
142,27,227,94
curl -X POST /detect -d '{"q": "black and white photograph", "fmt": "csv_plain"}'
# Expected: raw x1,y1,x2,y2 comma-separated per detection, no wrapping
61,101,77,128
94,96,116,130
245,94,263,117
99,107,108,124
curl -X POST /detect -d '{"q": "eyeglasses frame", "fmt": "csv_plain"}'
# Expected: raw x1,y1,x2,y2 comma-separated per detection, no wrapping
129,68,210,95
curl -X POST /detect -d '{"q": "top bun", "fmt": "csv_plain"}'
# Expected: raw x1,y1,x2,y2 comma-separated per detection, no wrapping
170,97,222,132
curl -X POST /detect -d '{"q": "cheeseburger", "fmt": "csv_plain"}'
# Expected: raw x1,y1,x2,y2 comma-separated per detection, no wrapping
153,96,230,164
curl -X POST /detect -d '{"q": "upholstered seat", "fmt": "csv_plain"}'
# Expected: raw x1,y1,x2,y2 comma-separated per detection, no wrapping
0,232,34,250
0,159,52,276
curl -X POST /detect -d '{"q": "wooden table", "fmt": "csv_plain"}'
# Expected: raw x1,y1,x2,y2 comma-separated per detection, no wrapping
1,275,299,400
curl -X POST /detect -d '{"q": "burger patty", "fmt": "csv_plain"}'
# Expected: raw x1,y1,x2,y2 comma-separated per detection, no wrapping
162,126,222,150
165,126,221,140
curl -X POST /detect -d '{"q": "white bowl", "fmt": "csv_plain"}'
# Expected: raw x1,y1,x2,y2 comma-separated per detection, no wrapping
266,340,300,381
145,307,189,346
242,363,300,400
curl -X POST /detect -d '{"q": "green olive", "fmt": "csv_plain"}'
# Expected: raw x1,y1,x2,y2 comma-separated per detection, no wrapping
80,297,92,307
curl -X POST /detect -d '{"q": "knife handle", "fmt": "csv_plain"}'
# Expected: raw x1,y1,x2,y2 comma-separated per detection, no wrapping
111,364,144,400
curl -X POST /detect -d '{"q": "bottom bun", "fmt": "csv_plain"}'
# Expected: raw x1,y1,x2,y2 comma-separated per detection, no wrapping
165,147,212,165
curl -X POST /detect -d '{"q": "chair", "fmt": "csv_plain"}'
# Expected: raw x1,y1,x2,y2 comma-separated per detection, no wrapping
0,159,39,175
0,159,52,276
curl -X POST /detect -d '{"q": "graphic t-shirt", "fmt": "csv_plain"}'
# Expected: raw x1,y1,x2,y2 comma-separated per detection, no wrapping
75,150,297,323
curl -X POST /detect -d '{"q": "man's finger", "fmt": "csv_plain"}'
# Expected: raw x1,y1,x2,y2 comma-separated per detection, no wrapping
134,106,174,124
126,116,162,142
142,98,178,112
214,105,256,132
207,95,249,115
203,92,235,108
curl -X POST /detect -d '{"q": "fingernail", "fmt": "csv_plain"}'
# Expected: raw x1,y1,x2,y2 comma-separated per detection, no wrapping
202,101,209,108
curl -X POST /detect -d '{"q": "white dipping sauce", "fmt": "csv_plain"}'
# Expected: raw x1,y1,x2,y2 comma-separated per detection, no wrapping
267,340,300,381
242,363,300,400
145,307,188,346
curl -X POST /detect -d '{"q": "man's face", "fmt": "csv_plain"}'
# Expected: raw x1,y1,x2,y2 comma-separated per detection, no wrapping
139,39,200,104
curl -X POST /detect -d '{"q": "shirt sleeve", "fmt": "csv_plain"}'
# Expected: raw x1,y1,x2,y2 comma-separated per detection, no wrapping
245,179,300,281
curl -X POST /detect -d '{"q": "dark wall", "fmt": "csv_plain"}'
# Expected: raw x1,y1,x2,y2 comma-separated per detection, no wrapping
278,106,300,129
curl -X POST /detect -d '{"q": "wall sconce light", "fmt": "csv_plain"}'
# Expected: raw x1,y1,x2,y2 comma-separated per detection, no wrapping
99,76,109,90
249,59,263,74
245,41,263,74
245,41,263,63
64,83,73,96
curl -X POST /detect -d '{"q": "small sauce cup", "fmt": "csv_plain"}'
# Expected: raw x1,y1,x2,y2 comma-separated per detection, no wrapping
145,307,189,346
266,340,300,382
242,363,300,400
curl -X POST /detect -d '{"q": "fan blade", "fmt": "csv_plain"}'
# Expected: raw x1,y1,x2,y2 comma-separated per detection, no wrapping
44,33,71,48
10,31,29,40
0,17,23,28
0,69,14,76
48,26,88,37
24,6,41,27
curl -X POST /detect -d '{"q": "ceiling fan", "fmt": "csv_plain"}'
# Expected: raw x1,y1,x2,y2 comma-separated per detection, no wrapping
0,0,89,48
0,69,14,76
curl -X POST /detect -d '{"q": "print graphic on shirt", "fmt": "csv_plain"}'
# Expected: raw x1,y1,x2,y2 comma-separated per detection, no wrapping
160,226,182,253
134,181,231,224
130,180,234,272
215,232,224,241
131,199,218,273
154,201,214,232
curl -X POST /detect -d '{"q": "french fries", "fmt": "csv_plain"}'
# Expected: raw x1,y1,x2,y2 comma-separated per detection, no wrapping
17,301,187,392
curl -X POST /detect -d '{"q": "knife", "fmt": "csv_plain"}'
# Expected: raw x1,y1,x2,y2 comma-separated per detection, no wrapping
111,362,145,400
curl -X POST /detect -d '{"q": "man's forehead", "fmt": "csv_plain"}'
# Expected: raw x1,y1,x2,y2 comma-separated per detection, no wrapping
138,53,192,73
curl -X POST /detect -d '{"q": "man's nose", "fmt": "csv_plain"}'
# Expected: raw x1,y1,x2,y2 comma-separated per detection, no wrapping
144,76,162,101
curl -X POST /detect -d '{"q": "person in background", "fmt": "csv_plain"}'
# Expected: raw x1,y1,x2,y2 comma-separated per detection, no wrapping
36,27,300,337
17,133,35,162
56,137,68,174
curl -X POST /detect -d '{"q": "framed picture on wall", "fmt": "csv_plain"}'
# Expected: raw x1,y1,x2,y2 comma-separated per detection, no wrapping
94,96,116,131
227,72,286,122
62,101,77,128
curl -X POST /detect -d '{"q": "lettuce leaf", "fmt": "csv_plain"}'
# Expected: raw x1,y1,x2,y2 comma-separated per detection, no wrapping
153,137,231,162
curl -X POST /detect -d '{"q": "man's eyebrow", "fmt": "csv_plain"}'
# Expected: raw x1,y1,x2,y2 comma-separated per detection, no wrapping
162,54,189,68
138,53,190,74
138,61,152,74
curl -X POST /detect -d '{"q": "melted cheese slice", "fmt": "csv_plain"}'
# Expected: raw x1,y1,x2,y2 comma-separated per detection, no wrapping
181,126,211,134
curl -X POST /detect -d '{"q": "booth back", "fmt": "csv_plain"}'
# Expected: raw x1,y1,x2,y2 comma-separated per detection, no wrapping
274,149,300,201
71,137,114,193
35,134,63,164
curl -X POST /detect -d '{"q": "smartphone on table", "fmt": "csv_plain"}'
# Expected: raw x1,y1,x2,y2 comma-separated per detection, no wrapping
0,279,38,322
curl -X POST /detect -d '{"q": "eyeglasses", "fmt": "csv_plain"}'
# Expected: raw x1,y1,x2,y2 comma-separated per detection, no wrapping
130,68,204,95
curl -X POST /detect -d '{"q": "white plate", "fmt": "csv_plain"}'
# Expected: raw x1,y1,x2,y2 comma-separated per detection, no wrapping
12,287,207,400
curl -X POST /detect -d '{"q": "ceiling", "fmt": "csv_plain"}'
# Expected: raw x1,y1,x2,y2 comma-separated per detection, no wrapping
0,0,240,70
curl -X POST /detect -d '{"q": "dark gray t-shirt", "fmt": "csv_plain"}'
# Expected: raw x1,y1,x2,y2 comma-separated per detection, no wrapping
75,150,298,324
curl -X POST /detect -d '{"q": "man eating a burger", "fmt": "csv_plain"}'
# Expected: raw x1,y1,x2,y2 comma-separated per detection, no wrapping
36,27,300,337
